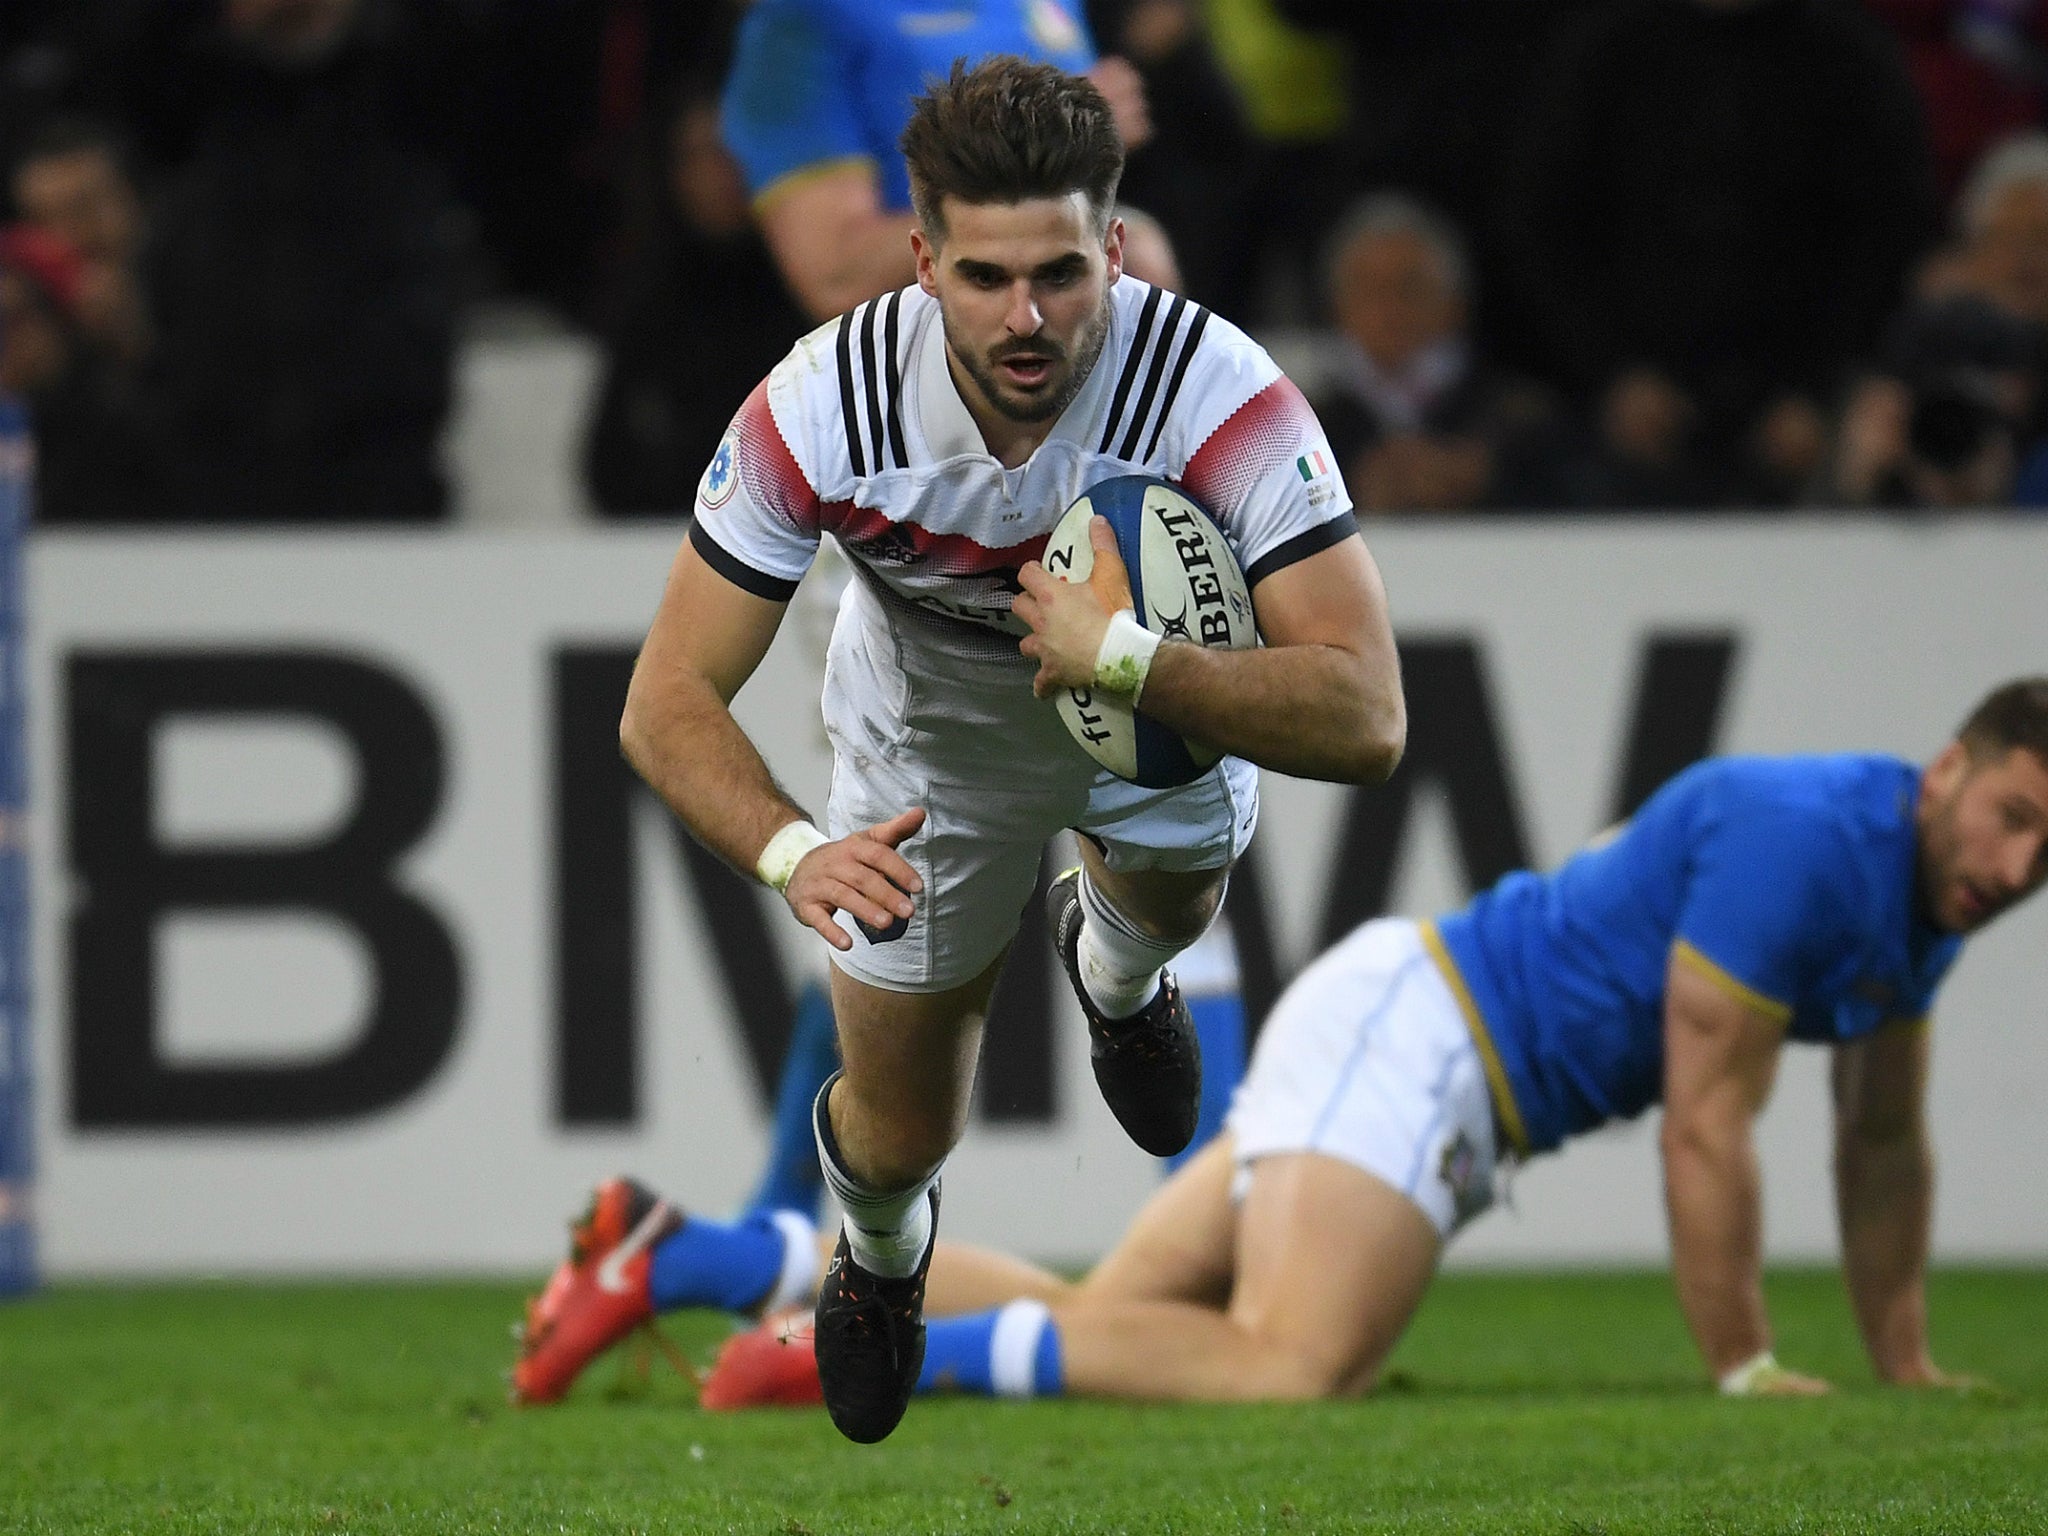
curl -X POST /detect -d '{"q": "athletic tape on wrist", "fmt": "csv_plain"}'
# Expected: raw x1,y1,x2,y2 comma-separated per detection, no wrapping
1718,1349,1782,1396
756,820,829,892
1093,608,1162,703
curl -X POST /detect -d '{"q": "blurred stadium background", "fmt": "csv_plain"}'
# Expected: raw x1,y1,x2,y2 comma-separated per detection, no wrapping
0,0,2044,1299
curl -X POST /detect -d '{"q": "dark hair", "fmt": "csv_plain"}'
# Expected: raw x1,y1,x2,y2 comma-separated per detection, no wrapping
1958,677,2048,765
900,57,1123,241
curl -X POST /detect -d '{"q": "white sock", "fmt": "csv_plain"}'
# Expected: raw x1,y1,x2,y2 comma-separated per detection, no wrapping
813,1074,939,1280
839,1196,937,1277
989,1300,1055,1398
843,1192,934,1280
762,1210,820,1313
1077,869,1188,1020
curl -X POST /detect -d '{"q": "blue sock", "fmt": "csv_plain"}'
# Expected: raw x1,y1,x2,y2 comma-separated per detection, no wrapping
647,1214,791,1315
916,1301,1064,1398
743,980,838,1221
1167,989,1247,1174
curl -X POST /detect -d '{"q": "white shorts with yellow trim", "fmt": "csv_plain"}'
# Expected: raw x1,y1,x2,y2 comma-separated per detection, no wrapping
1227,917,1497,1240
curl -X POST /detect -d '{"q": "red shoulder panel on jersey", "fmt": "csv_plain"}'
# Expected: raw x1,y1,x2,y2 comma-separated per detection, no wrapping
734,379,820,534
1181,375,1318,522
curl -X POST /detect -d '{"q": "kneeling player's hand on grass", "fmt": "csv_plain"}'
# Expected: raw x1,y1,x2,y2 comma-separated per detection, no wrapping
1719,1351,1832,1397
1889,1360,2001,1396
1745,1364,1832,1397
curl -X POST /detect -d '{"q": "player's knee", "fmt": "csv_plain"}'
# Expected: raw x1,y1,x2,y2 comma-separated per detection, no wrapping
1230,1337,1351,1402
1262,1351,1350,1402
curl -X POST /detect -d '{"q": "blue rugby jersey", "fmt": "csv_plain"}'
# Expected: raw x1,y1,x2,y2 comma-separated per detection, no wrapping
721,0,1097,214
1426,755,1961,1155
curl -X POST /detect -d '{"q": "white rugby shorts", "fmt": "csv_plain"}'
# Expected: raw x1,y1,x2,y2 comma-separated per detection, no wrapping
1227,917,1497,1240
820,586,1257,992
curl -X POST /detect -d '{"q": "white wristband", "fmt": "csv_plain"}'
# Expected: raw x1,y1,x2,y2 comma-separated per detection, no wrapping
755,820,829,892
1093,608,1162,703
1718,1349,1781,1396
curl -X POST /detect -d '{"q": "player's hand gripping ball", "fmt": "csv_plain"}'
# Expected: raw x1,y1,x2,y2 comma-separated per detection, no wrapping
1041,475,1257,787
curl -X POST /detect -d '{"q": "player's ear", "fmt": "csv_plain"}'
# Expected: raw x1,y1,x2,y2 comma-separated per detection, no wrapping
1922,740,1971,803
1103,214,1125,286
912,227,941,298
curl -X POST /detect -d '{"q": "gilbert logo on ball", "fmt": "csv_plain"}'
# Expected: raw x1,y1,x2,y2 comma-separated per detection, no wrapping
1043,475,1256,787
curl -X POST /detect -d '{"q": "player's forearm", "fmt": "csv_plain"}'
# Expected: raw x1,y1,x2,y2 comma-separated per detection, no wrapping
1137,639,1405,784
1661,1114,1772,1377
620,670,811,882
1835,1126,1936,1382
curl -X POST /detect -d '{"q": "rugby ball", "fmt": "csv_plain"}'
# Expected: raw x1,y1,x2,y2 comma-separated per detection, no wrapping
1044,475,1257,787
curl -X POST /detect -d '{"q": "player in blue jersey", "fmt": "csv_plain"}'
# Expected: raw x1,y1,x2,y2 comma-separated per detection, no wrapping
678,678,2048,1407
722,0,1149,321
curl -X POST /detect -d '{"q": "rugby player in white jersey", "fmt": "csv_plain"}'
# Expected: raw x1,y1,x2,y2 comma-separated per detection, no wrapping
515,56,1404,1443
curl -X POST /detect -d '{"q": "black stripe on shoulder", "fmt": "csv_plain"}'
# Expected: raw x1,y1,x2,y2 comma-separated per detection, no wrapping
1116,295,1188,460
835,310,866,478
859,299,887,475
1097,285,1163,453
1242,512,1360,588
882,289,908,469
689,521,802,602
1142,306,1211,462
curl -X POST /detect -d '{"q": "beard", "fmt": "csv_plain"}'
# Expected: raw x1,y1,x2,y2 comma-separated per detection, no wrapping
1916,789,2009,933
944,296,1112,426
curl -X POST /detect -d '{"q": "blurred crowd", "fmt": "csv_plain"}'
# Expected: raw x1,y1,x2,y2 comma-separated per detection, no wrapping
4,0,2048,522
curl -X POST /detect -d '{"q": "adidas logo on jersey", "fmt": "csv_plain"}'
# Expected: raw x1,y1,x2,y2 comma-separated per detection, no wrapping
851,523,920,565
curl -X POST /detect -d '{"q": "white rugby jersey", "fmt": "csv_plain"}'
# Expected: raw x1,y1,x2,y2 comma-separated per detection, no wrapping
691,278,1354,663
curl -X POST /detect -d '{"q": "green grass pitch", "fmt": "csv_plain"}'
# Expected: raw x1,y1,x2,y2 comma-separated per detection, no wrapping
3,1269,2044,1534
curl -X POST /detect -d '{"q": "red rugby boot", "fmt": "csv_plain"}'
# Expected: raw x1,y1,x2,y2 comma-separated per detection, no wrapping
700,1311,825,1411
511,1176,682,1405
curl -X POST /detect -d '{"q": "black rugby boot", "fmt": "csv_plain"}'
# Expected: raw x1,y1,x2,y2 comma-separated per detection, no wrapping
1048,866,1202,1157
813,1185,940,1443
